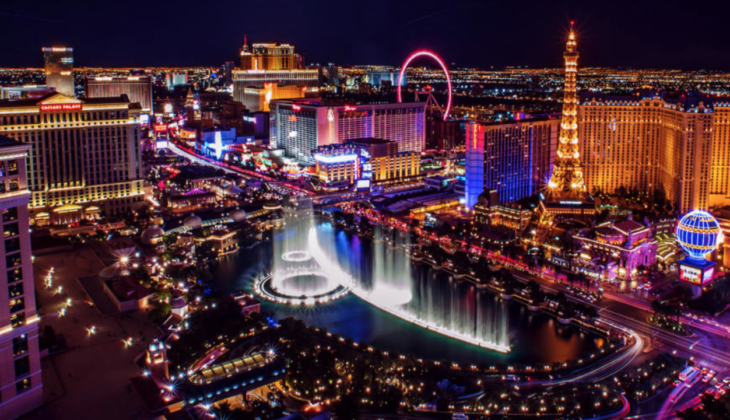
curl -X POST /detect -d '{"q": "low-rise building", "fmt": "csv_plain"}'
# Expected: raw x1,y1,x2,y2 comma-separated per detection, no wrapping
166,189,217,214
573,217,658,281
193,229,238,256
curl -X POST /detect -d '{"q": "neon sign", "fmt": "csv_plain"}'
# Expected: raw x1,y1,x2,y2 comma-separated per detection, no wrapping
153,124,168,132
292,105,301,111
344,105,357,112
313,154,358,164
40,103,82,112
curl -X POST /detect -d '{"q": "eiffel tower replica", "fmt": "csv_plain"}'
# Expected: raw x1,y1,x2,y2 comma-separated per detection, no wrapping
540,22,595,218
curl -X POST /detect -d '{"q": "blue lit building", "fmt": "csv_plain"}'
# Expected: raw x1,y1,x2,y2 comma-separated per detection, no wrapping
465,118,559,207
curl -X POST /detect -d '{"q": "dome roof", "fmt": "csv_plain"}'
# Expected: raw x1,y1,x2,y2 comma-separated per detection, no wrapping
183,214,203,229
231,208,247,222
171,297,188,309
141,226,165,245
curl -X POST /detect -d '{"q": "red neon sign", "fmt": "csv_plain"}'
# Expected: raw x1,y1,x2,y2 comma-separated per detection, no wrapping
153,124,168,132
344,105,357,112
292,105,301,111
40,103,82,112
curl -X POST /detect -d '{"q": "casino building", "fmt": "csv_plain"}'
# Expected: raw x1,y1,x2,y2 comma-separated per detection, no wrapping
0,93,146,225
270,98,426,163
578,93,730,213
572,217,658,281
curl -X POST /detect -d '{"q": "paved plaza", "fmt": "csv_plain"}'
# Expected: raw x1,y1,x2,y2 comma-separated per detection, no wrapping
21,247,160,420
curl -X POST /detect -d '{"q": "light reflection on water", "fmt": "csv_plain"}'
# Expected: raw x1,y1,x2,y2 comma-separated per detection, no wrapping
211,222,604,365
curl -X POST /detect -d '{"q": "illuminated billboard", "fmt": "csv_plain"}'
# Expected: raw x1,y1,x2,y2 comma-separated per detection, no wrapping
356,179,371,191
679,260,715,286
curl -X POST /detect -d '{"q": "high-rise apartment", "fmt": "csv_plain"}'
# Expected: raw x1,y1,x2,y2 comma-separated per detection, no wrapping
270,99,426,163
85,76,154,114
0,137,42,418
223,61,234,87
579,93,730,212
42,47,74,96
0,93,146,225
465,118,559,207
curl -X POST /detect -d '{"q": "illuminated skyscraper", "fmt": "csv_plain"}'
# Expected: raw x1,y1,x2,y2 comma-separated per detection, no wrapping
465,118,559,207
579,93,730,213
0,137,42,418
0,93,146,225
541,22,595,216
42,47,74,96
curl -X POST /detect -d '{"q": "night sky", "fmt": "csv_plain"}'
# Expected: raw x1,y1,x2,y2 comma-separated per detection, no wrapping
3,0,730,70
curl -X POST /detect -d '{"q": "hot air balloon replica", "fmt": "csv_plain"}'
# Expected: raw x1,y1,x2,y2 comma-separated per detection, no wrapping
676,210,722,296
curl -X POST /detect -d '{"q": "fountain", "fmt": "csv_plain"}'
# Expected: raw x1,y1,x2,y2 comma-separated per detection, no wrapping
254,210,510,353
254,200,354,305
351,226,510,353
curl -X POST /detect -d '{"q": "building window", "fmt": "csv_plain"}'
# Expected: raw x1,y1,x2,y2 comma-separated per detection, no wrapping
14,355,30,378
13,335,28,357
16,378,31,394
6,253,22,267
5,237,20,253
10,297,24,313
9,281,23,297
7,160,18,176
10,311,25,328
4,222,19,237
7,267,22,283
3,207,17,222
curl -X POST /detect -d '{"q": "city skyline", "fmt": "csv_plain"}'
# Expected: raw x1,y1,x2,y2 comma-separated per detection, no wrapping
3,0,730,70
4,5,730,420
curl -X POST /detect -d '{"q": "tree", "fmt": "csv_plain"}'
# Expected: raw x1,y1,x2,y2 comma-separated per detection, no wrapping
148,303,171,323
195,241,216,262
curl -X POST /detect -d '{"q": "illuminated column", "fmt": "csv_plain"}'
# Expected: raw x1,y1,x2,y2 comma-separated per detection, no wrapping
546,22,587,198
